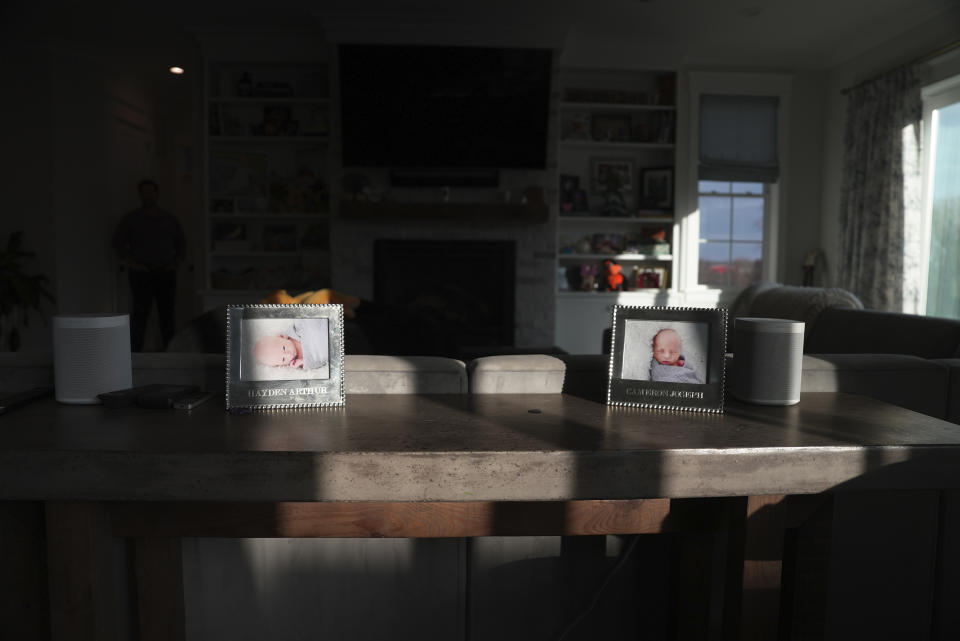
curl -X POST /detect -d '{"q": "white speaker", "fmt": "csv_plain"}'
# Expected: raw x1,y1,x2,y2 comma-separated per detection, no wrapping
53,314,132,404
731,317,805,405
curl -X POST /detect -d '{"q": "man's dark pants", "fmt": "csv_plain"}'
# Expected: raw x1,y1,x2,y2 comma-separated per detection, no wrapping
129,268,176,351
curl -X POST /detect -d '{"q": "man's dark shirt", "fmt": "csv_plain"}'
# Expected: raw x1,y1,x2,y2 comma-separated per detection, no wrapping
114,208,186,269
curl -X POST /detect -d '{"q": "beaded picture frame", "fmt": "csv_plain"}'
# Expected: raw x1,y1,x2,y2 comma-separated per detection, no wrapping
606,305,727,413
225,304,345,410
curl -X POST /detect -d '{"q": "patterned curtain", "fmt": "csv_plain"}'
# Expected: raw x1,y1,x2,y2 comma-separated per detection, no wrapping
838,67,922,311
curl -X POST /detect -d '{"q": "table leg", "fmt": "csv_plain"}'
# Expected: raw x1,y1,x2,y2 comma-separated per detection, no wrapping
46,501,119,641
134,537,186,641
668,497,743,640
0,501,48,640
724,495,788,641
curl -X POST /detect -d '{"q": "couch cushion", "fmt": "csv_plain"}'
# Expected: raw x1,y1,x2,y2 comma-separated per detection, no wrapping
801,354,949,419
934,358,960,424
726,283,862,352
748,285,863,330
345,355,466,394
556,354,610,402
0,352,229,394
0,352,54,392
468,355,566,394
807,308,960,359
132,353,226,390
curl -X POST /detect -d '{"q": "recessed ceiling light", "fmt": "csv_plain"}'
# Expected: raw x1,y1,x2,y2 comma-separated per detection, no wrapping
169,66,185,75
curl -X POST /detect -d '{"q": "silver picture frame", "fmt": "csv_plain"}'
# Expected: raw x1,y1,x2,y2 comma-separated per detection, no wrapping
226,304,345,410
606,305,727,413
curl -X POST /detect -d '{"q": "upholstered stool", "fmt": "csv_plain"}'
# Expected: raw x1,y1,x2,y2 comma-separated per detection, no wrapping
468,354,566,394
345,355,467,394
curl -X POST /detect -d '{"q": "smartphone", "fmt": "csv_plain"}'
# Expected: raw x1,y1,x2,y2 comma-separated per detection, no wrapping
135,385,201,409
172,391,215,410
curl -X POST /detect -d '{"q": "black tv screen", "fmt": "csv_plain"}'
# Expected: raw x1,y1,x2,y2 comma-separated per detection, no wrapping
339,44,552,169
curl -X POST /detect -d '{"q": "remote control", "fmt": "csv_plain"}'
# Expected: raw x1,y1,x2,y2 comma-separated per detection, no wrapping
0,386,53,415
98,384,170,409
172,390,215,410
136,385,201,409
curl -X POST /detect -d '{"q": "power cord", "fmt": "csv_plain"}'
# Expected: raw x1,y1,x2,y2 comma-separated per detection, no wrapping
555,535,641,641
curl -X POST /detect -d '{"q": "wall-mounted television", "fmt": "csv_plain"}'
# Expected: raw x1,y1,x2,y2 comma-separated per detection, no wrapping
339,44,552,170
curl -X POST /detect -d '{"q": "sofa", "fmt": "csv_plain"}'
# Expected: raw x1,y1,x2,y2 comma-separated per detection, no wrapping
475,283,960,424
729,282,960,423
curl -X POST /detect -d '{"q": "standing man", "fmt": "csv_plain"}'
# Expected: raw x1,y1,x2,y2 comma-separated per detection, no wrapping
114,179,186,351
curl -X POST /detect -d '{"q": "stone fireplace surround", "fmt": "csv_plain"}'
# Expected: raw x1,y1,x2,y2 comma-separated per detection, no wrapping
330,202,556,353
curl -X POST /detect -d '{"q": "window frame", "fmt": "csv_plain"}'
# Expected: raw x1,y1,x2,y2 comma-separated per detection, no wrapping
918,74,960,314
681,72,791,299
696,180,769,288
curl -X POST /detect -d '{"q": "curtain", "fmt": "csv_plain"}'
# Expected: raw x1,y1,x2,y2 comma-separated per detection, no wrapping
838,67,922,312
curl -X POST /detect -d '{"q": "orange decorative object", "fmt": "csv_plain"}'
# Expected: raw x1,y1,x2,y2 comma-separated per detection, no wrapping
261,288,361,319
602,259,624,292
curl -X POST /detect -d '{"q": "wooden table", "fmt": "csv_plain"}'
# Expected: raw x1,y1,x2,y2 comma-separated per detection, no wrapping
2,392,960,640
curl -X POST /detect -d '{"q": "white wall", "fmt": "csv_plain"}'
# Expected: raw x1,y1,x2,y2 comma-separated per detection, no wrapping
819,6,960,286
784,71,828,285
0,41,56,351
0,33,199,352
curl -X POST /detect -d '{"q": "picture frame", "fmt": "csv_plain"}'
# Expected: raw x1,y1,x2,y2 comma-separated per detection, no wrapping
262,225,298,252
591,113,632,142
607,306,727,412
262,105,292,136
572,188,590,212
226,304,345,410
590,158,634,195
559,174,579,212
640,167,674,210
564,112,591,140
209,151,268,197
632,265,669,289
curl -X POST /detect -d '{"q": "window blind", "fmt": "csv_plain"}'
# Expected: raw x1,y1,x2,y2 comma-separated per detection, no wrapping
699,94,779,182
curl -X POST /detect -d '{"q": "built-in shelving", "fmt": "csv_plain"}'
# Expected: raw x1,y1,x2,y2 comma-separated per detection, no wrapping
558,253,673,261
202,59,333,307
554,67,679,354
560,101,677,112
559,140,675,151
340,200,549,222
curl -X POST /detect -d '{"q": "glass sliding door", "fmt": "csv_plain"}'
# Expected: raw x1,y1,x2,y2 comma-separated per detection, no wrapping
922,80,960,319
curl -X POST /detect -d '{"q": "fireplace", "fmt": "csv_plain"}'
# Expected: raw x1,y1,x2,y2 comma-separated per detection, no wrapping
372,239,516,358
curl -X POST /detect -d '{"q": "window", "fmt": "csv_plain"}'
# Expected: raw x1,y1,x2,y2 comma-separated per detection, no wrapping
697,180,766,287
921,76,960,320
683,73,789,295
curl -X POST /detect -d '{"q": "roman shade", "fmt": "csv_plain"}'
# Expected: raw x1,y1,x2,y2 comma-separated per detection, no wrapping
699,94,779,182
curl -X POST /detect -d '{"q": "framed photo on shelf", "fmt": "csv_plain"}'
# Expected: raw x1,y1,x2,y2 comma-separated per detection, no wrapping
564,112,591,140
632,265,669,289
606,306,727,412
209,151,268,197
591,113,632,142
590,158,634,194
302,104,329,136
226,304,345,410
262,225,298,252
559,174,579,213
640,167,674,210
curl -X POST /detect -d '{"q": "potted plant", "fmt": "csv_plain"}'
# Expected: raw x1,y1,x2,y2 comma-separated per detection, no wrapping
0,231,55,351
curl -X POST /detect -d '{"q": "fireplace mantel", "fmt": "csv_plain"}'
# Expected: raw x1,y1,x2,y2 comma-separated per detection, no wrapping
340,201,549,222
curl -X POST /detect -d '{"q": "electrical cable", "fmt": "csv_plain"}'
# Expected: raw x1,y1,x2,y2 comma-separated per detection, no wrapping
554,534,642,641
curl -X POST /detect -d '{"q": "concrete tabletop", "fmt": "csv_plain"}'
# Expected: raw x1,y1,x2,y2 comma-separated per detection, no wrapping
1,393,959,501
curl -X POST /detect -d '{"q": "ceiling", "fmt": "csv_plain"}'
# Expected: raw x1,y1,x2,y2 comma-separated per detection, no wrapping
4,0,958,71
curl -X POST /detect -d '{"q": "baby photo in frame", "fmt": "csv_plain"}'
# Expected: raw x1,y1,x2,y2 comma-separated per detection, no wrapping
607,306,727,412
226,304,345,409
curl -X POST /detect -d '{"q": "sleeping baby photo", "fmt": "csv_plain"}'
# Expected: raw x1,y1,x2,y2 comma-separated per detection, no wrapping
240,317,330,382
620,320,708,384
